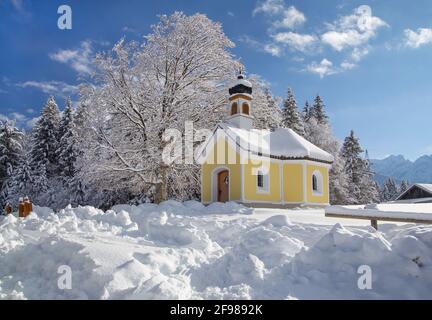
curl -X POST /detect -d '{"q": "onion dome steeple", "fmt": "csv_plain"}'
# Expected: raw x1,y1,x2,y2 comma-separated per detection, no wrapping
226,68,254,130
228,68,252,95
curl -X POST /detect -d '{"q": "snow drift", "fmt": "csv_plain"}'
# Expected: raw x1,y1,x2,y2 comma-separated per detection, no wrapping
1,201,431,299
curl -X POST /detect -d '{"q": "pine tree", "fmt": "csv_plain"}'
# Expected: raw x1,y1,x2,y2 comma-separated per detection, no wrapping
31,96,61,177
302,101,313,122
341,130,379,204
329,152,354,205
359,151,380,204
311,95,328,124
303,112,353,205
281,88,305,136
33,163,48,192
0,121,25,205
302,95,352,205
5,152,33,203
341,130,364,185
381,178,399,202
399,180,410,194
57,99,78,179
68,175,87,206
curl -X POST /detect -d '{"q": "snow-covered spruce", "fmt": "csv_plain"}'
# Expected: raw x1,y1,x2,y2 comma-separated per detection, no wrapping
281,88,305,136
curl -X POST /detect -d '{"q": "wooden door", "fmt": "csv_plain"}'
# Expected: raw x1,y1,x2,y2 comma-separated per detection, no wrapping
217,170,229,202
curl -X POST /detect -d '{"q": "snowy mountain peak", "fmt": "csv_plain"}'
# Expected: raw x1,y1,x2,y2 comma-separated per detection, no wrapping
371,154,432,185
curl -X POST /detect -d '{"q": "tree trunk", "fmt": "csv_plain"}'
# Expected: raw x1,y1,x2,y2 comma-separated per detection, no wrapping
155,165,168,204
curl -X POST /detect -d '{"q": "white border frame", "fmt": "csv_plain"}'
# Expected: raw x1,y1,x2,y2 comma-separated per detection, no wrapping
255,169,270,194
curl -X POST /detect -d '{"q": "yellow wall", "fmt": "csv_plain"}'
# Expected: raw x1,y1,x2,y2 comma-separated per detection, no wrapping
283,163,304,202
243,159,281,202
306,164,329,204
201,137,241,203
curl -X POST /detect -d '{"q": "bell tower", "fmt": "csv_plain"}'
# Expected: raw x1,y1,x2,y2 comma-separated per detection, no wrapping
226,69,254,130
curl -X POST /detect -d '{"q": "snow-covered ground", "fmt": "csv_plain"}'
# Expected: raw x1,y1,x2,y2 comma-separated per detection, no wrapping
1,201,431,300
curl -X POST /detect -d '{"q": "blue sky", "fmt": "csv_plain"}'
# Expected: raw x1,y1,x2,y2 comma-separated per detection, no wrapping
1,0,432,160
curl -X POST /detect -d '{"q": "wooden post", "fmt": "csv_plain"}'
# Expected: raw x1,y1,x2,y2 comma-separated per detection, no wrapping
371,219,378,230
5,204,12,215
24,200,33,217
18,201,25,218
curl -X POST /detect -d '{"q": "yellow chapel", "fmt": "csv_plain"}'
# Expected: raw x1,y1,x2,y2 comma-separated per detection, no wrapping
197,72,333,207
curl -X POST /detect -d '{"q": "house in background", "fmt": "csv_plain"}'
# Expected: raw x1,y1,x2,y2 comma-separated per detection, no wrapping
197,72,334,207
395,183,432,203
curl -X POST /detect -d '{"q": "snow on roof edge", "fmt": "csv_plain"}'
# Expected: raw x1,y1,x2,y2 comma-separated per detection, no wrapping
396,183,432,200
197,123,334,164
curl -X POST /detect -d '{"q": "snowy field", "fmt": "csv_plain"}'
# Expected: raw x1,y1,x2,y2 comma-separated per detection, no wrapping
1,201,431,300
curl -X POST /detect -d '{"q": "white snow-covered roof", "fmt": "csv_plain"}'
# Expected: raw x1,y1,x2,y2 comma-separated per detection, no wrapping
230,78,252,88
396,183,432,200
416,184,432,193
197,123,334,163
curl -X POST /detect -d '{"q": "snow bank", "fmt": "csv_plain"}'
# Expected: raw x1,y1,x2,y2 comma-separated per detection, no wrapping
1,201,432,299
267,223,432,299
113,200,253,217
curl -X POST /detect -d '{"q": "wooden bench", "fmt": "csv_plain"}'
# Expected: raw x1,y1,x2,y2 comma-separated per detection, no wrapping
325,205,432,230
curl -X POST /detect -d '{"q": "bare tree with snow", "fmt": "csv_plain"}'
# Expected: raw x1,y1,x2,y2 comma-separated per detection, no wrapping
78,12,240,203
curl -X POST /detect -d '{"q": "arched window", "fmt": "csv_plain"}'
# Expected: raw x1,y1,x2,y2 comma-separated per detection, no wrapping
312,170,323,195
257,171,264,188
312,175,318,191
242,102,250,115
256,169,269,192
231,102,238,115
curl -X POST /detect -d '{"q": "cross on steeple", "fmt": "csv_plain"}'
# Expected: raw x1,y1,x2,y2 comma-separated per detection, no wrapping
238,66,244,79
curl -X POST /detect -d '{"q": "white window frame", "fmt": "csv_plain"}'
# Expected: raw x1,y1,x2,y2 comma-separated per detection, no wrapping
256,169,270,193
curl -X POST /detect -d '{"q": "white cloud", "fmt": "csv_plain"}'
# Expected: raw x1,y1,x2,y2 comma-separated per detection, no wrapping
291,56,305,62
49,40,93,75
254,1,305,30
263,43,282,56
0,111,35,128
273,6,306,29
306,59,337,78
239,35,282,57
122,26,141,36
341,61,356,70
0,114,9,122
251,1,310,56
26,116,40,128
1,76,10,93
321,5,387,51
17,81,79,97
227,11,235,17
404,28,432,48
322,30,368,51
248,4,383,75
351,47,369,61
10,112,26,121
253,0,284,16
272,32,317,52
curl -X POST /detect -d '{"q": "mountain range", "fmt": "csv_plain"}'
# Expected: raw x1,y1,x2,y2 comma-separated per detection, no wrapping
370,155,432,186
